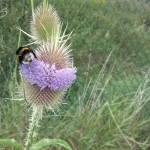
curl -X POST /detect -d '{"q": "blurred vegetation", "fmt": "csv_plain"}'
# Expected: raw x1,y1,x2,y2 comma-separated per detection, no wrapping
0,0,150,149
0,0,149,98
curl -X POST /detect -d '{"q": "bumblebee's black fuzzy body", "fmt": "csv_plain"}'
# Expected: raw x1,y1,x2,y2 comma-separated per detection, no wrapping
16,47,37,64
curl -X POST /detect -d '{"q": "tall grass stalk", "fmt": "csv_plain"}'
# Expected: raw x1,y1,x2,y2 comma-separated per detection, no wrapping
31,0,34,19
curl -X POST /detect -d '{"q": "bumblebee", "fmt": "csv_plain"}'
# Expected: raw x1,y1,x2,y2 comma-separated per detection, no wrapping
16,47,37,64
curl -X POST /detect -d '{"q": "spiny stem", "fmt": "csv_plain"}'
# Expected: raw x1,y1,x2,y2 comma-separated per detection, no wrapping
25,108,40,150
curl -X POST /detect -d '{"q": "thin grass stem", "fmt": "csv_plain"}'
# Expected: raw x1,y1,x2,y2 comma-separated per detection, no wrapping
31,0,34,19
107,103,132,149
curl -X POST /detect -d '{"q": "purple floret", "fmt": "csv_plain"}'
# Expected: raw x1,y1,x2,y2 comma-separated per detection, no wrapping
20,59,77,91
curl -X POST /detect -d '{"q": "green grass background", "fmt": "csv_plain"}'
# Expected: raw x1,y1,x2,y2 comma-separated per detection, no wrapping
0,0,150,149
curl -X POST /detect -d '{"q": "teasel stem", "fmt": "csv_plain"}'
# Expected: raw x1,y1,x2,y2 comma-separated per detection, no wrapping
25,106,42,150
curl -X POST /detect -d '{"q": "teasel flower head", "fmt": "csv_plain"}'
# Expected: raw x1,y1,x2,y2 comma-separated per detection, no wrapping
20,39,76,111
19,1,77,112
30,0,61,42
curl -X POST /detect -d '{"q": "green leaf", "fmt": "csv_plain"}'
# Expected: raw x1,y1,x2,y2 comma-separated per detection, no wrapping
0,139,23,150
31,138,72,150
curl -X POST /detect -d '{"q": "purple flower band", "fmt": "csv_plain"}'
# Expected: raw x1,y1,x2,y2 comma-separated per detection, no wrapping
20,59,77,91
